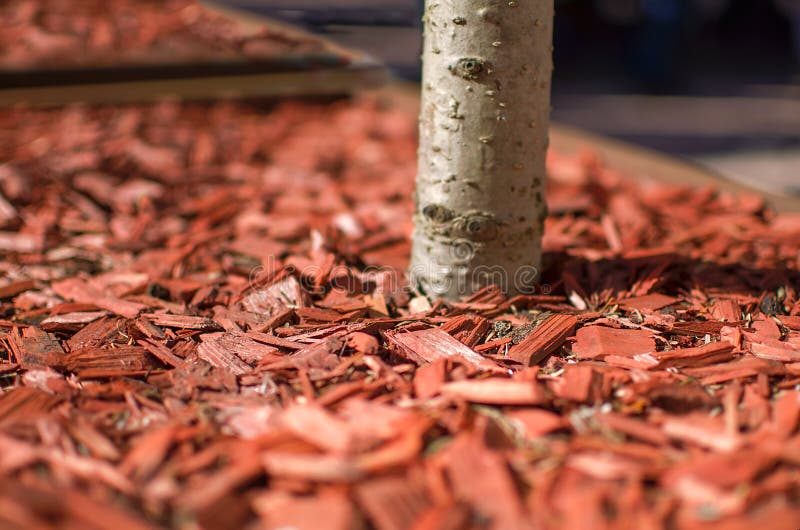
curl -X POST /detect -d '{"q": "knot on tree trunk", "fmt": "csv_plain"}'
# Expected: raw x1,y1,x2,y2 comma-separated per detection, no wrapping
453,212,499,241
449,57,491,81
420,206,500,242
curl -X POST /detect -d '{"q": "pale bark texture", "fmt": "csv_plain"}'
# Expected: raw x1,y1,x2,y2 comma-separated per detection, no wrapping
410,0,554,300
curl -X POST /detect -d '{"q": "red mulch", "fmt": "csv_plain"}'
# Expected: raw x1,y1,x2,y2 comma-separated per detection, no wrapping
0,0,342,71
0,94,799,530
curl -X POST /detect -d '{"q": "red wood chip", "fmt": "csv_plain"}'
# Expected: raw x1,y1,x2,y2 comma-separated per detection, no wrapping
384,327,491,368
0,232,42,252
200,331,281,365
64,345,159,379
138,339,187,368
262,452,363,483
748,338,800,362
572,325,656,360
683,356,786,385
0,279,35,299
355,475,429,530
119,424,177,481
241,276,305,315
143,313,221,331
440,313,491,348
617,293,677,312
196,334,253,376
749,318,783,340
52,278,146,318
0,387,61,427
711,298,742,321
595,412,670,446
662,414,742,452
9,327,65,369
648,341,736,370
279,403,361,454
549,364,600,403
346,332,379,355
779,315,800,331
506,409,564,438
443,435,530,529
671,320,730,336
441,379,548,405
254,491,353,530
40,311,108,333
412,358,446,399
507,314,577,366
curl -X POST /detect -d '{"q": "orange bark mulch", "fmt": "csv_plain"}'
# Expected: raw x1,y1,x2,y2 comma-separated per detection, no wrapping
0,95,799,530
0,0,346,73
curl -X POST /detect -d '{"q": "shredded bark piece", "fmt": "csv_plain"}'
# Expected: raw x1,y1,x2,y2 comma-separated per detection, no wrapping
441,379,548,405
572,325,656,360
9,327,65,369
64,345,160,378
507,313,577,365
384,327,492,368
196,333,254,375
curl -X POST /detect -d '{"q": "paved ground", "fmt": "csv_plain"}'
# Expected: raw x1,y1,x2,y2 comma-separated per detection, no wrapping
551,92,800,196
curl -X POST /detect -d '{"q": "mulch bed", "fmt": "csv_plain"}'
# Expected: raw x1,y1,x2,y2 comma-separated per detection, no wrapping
0,94,799,529
1,0,344,72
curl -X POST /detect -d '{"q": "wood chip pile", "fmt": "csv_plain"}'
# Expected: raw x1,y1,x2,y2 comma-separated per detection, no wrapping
0,0,343,72
0,95,799,529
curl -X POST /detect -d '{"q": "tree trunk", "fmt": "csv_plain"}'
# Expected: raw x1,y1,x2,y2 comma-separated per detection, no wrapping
410,0,554,300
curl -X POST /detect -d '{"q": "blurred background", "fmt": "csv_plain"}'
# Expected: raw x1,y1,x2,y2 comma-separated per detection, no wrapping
222,0,800,196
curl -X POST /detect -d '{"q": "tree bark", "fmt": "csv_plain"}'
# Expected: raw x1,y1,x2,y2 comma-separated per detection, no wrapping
410,0,554,300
